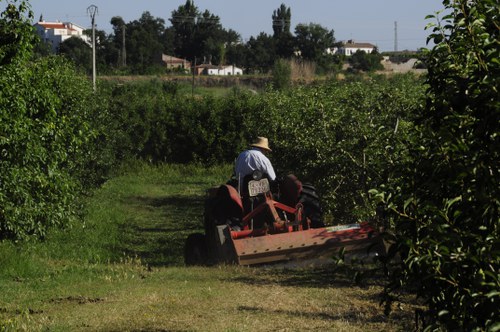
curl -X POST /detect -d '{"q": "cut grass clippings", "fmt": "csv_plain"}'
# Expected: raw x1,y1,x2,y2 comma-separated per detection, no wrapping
0,162,419,331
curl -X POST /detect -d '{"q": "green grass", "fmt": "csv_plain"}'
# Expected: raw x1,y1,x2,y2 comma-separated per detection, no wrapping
101,76,262,98
0,162,419,331
178,84,242,98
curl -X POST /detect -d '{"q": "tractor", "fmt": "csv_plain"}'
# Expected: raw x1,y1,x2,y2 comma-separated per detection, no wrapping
184,171,384,266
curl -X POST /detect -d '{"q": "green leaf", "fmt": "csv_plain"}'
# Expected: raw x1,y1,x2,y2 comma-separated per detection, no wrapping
438,310,449,317
486,291,500,298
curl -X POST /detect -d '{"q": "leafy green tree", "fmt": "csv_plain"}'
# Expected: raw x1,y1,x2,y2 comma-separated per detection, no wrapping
161,26,175,57
377,1,499,330
220,28,242,66
170,0,197,61
294,23,340,73
0,0,99,240
294,23,335,61
58,36,91,72
348,49,383,72
245,32,276,73
272,4,294,59
272,3,291,37
32,35,52,59
225,42,248,69
195,9,224,63
58,29,116,74
126,11,166,72
0,0,34,66
110,16,126,67
272,58,291,90
169,0,232,64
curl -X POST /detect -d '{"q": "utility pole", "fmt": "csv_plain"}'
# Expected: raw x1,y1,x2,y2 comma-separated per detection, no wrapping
87,5,98,91
122,24,126,67
394,21,398,53
192,57,196,98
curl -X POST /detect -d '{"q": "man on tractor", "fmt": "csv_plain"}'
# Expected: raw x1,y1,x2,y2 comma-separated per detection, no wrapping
234,136,276,184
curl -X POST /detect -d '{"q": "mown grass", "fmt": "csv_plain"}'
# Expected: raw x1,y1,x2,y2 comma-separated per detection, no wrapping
0,162,419,331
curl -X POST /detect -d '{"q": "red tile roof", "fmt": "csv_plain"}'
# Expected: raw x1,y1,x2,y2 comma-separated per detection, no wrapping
37,22,78,31
38,22,66,29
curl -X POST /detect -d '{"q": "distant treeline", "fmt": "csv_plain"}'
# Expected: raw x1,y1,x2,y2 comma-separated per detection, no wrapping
36,1,387,75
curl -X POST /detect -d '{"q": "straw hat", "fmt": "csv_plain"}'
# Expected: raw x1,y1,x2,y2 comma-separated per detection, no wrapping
250,137,272,152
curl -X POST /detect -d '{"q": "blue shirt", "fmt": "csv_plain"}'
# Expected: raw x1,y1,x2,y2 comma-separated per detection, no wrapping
235,148,276,181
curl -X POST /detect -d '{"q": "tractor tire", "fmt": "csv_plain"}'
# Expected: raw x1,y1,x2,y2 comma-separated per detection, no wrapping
299,184,325,228
184,233,208,266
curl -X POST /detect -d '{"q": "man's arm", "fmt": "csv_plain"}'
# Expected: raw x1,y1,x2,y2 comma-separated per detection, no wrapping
262,157,276,180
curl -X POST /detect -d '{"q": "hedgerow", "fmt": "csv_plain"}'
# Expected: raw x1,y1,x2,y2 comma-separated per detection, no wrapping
100,75,425,225
0,1,99,240
254,75,425,222
374,1,499,330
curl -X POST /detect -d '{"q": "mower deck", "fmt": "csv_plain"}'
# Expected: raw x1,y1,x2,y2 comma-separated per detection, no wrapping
230,222,383,265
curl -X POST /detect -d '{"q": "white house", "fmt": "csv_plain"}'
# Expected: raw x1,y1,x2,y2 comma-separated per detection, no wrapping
34,20,90,52
335,40,377,56
196,64,243,76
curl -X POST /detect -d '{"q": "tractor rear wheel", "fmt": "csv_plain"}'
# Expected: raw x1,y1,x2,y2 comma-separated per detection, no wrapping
299,184,325,228
184,233,208,266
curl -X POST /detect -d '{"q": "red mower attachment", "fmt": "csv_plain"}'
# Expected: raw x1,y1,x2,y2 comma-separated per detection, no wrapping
184,173,385,266
230,222,382,265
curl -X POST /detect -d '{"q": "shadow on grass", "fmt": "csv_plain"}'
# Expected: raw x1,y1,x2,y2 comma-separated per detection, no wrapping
229,265,387,290
128,195,201,208
237,305,388,323
232,266,417,328
117,194,205,267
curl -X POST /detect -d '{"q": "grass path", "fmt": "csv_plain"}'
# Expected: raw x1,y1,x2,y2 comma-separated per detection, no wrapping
0,163,417,331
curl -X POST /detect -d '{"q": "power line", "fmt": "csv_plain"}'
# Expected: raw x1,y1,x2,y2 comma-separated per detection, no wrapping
170,15,220,24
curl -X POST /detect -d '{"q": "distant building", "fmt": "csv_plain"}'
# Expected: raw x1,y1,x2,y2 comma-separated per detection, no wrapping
161,54,191,71
34,20,90,52
195,64,243,76
334,40,377,56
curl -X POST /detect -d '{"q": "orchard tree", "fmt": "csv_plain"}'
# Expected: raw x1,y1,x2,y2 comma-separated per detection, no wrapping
377,0,500,330
0,0,100,240
0,0,34,66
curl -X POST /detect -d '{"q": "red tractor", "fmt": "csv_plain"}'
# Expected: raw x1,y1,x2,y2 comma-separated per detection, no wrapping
184,171,384,266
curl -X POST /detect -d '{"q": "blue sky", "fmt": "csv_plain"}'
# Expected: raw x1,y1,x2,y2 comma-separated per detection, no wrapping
28,0,445,51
